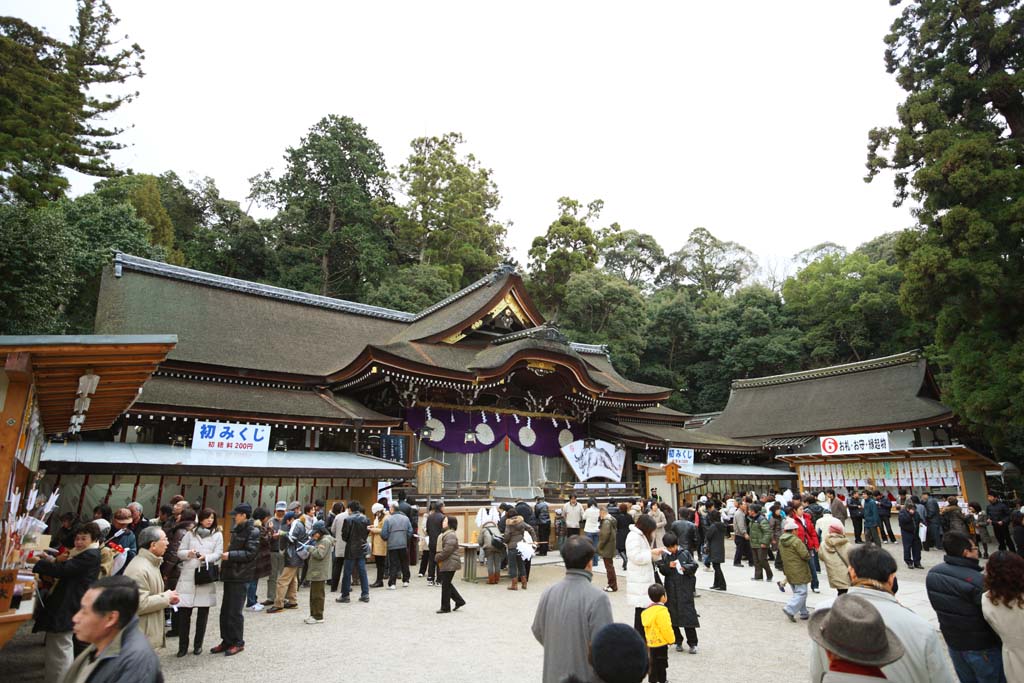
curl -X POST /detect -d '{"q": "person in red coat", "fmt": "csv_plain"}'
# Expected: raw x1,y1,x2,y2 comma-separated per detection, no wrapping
777,500,822,593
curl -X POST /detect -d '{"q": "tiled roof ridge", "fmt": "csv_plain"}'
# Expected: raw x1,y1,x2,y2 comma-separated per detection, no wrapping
491,322,569,346
113,252,414,322
732,350,923,390
410,263,517,321
569,342,610,357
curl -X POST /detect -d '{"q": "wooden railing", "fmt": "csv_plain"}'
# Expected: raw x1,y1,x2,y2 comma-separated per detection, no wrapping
441,480,496,499
543,481,643,500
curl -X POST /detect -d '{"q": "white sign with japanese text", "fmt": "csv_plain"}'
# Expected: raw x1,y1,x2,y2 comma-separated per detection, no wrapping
191,420,270,452
667,447,695,473
819,432,889,456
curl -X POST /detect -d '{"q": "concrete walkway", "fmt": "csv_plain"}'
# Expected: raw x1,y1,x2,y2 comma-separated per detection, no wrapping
4,537,953,683
597,536,943,627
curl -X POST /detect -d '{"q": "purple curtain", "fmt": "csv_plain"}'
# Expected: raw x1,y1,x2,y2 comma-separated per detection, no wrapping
404,407,582,456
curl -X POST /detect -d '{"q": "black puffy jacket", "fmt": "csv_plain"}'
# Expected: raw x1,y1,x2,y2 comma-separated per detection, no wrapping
987,499,1010,524
342,513,369,560
925,556,1001,651
221,519,260,583
898,508,921,535
426,511,446,550
668,519,699,553
515,502,536,527
534,501,550,525
704,522,726,563
612,510,632,551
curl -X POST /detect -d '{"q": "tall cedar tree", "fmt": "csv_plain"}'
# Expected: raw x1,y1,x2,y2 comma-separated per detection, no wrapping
866,0,1024,457
388,132,508,289
249,115,394,299
0,0,143,204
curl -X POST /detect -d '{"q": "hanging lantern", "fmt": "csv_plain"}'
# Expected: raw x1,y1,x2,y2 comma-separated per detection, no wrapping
464,430,478,444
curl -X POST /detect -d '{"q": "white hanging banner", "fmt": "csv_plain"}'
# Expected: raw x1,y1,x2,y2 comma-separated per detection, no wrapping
561,439,626,482
191,420,270,452
820,432,890,456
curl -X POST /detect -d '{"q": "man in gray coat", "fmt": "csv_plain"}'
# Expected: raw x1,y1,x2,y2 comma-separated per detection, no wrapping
382,501,413,588
65,575,162,683
532,535,613,683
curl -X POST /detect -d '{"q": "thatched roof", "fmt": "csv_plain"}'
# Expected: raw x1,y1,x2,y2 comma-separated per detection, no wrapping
136,376,398,425
699,351,952,440
96,253,670,399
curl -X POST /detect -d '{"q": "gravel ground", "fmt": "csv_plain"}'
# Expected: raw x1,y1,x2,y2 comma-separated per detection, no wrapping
4,539,952,682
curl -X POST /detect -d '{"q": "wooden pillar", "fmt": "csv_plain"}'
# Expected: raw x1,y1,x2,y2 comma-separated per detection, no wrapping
0,353,33,513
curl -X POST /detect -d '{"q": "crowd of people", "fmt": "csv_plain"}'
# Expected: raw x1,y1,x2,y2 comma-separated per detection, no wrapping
23,486,1024,683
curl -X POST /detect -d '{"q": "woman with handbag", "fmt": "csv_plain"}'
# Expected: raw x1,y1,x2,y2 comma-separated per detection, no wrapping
175,508,223,657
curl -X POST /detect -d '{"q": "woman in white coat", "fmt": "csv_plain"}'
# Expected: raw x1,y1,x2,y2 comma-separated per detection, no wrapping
981,551,1024,682
175,508,223,657
625,514,665,635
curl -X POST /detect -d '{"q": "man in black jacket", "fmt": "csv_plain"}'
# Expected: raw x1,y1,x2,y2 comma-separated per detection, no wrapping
847,494,864,543
922,492,942,551
338,501,371,603
876,491,897,544
925,531,1004,682
986,493,1015,552
424,502,446,585
534,497,551,555
897,502,924,569
216,503,260,656
669,508,699,554
398,493,418,565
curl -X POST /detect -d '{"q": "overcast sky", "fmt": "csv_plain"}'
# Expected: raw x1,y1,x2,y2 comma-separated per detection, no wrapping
10,1,913,271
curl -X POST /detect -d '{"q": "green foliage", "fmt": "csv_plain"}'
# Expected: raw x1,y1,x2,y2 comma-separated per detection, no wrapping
599,228,666,289
0,1,143,204
684,286,802,410
0,18,76,205
0,193,155,334
658,227,756,297
364,264,455,313
156,171,204,248
60,193,160,332
558,270,648,376
0,204,77,333
793,241,847,266
95,174,180,261
782,252,924,366
867,0,1024,457
854,231,902,265
388,132,508,288
249,115,394,299
527,197,605,314
634,288,699,410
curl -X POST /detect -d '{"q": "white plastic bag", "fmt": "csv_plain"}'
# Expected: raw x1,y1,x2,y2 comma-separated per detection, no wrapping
918,524,927,543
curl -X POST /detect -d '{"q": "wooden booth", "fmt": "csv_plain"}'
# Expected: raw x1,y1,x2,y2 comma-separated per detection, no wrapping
0,335,176,649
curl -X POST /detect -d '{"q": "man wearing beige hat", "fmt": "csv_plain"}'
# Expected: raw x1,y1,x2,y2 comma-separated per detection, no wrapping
808,593,905,681
810,543,956,683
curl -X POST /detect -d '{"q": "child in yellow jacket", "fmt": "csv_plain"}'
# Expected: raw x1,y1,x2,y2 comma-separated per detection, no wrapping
641,584,674,683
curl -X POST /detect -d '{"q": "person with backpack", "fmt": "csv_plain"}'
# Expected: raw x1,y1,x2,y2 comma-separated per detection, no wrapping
478,515,504,584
